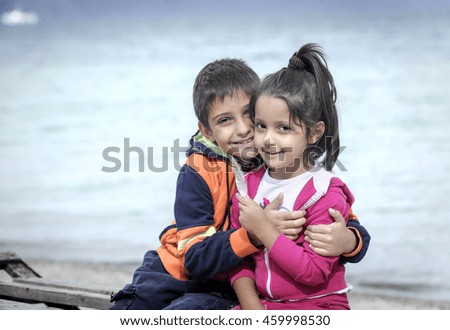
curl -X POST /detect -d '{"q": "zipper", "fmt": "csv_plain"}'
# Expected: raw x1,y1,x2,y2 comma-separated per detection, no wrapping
264,248,274,299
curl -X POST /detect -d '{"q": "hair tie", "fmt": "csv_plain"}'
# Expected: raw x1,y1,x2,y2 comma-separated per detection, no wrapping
288,53,305,70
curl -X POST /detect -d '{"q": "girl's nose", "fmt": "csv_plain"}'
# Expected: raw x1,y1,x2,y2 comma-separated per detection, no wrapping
264,137,275,147
263,131,276,147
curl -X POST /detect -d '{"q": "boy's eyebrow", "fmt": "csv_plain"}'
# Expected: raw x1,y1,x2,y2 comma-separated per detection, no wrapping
211,112,232,121
211,105,249,121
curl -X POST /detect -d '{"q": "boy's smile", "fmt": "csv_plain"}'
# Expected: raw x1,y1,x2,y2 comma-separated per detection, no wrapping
231,137,253,148
199,89,258,161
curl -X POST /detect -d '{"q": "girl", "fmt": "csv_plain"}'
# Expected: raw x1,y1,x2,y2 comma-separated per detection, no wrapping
230,43,354,310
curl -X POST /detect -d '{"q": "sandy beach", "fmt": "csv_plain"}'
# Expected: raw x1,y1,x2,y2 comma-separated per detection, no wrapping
5,259,447,310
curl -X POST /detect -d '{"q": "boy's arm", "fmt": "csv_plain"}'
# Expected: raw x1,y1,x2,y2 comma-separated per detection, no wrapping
304,209,371,263
342,216,370,263
175,163,258,279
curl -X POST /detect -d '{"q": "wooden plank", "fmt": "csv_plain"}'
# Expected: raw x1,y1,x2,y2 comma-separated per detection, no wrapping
0,252,21,266
0,252,21,269
0,251,114,309
0,252,41,278
0,298,54,310
14,277,116,296
4,262,41,278
0,281,113,309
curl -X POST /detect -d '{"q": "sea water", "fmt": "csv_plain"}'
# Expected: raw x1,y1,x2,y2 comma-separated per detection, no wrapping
1,2,449,303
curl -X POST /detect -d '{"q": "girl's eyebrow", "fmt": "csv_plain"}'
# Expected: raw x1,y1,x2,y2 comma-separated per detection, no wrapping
255,117,290,126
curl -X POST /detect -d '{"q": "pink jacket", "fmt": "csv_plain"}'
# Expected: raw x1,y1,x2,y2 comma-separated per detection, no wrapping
230,167,355,302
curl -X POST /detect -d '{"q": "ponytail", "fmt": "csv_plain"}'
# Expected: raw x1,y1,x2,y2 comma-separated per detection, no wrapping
269,43,340,170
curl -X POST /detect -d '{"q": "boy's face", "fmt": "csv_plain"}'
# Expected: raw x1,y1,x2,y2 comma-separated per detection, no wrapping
199,89,257,162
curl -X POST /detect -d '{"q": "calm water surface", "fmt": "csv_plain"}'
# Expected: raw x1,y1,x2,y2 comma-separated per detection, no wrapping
1,7,449,303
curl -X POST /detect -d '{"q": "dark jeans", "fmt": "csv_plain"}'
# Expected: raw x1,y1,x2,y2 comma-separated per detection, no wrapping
109,250,236,310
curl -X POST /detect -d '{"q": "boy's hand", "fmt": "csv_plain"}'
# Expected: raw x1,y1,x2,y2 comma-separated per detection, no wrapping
264,193,306,241
304,208,356,256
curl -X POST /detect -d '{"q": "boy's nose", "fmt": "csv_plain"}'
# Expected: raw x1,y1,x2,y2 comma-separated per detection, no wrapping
236,118,251,137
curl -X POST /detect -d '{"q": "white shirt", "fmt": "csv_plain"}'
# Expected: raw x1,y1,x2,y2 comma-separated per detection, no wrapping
253,169,314,211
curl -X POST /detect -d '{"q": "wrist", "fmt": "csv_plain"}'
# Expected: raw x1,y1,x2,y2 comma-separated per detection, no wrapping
342,227,363,257
248,232,263,248
343,227,358,254
254,221,280,249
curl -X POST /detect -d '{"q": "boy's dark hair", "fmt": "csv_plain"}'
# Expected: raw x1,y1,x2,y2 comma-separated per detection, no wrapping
193,59,260,129
250,43,339,171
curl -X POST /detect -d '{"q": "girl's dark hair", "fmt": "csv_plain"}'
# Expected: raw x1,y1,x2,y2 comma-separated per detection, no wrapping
250,43,339,171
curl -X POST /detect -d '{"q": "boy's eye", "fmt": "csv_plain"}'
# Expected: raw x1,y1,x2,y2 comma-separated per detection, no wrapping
217,117,230,125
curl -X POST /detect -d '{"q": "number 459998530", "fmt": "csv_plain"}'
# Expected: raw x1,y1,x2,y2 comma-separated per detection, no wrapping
262,314,331,326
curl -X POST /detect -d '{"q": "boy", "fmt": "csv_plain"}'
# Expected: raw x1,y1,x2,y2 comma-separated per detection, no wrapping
110,59,370,310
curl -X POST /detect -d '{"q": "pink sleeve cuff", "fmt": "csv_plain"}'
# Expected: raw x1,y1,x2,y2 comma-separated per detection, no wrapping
229,264,255,285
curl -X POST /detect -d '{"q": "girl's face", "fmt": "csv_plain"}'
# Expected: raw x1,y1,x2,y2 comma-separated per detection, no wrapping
199,89,258,162
254,95,323,179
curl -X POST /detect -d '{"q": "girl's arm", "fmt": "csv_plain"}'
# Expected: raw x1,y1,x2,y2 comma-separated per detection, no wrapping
232,277,265,310
263,193,306,241
236,193,284,250
233,193,306,246
257,194,366,258
229,195,264,310
237,183,352,286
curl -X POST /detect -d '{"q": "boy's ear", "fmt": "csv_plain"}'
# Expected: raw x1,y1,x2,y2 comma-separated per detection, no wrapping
198,121,214,142
308,121,325,144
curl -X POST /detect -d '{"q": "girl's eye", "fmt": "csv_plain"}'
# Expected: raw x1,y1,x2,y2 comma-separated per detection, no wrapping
255,123,266,129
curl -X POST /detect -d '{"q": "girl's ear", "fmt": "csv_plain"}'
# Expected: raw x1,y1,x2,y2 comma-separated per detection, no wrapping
198,121,215,142
308,121,325,144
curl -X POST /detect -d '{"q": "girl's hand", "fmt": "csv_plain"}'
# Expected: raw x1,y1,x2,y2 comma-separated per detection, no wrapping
236,194,267,234
242,301,266,310
263,193,306,240
304,208,356,256
236,194,280,249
